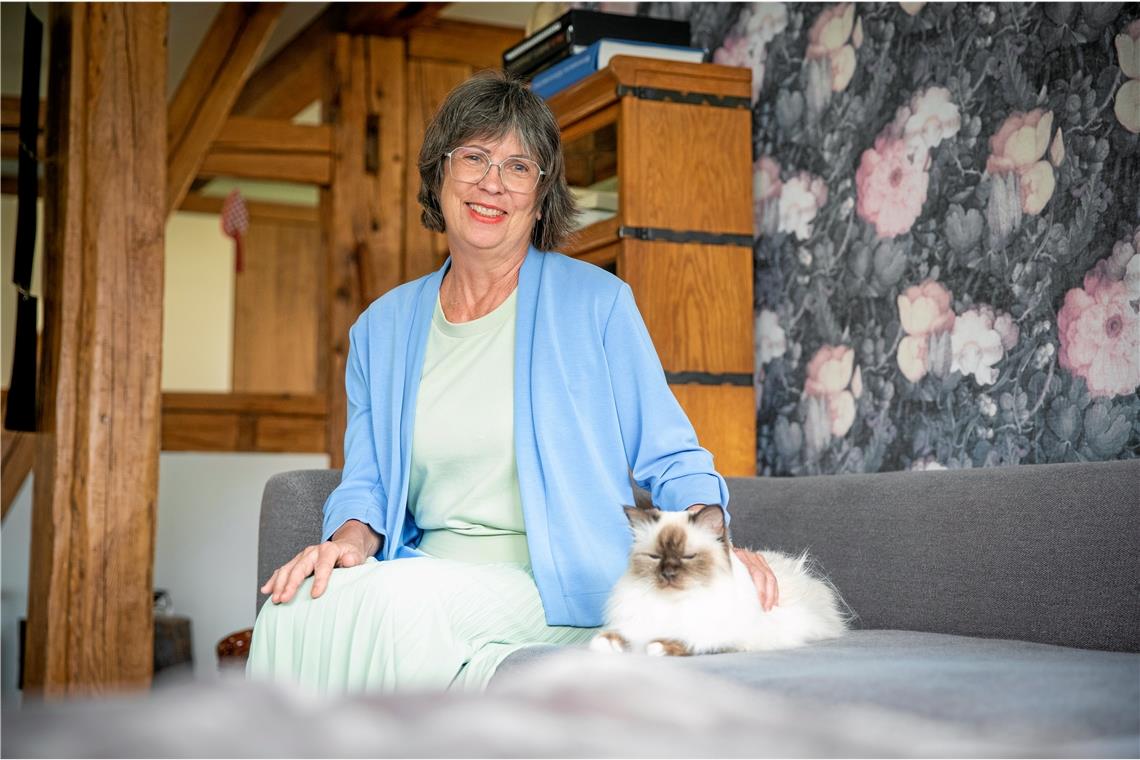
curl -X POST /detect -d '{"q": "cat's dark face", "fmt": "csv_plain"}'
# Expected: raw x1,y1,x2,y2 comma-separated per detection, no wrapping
623,505,732,591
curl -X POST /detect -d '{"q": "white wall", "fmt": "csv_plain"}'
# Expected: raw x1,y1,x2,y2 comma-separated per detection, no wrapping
1,450,329,702
0,474,33,706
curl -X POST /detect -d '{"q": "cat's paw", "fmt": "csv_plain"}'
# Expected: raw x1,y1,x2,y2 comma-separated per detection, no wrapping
646,639,691,657
589,631,630,654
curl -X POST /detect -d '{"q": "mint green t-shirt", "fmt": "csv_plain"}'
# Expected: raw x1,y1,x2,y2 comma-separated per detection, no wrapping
407,288,530,565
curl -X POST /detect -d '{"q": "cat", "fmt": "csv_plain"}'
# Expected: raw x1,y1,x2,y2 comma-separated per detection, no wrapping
590,504,849,656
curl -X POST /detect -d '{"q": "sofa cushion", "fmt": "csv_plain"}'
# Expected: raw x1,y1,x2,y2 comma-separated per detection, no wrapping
723,460,1140,651
495,629,1140,757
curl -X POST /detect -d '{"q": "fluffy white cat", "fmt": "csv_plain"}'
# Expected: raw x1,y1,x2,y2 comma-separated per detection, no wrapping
591,504,848,656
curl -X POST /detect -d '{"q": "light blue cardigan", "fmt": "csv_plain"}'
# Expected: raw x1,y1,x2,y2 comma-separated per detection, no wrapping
321,246,730,627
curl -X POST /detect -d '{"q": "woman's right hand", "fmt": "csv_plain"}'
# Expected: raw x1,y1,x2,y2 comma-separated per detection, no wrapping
260,519,382,604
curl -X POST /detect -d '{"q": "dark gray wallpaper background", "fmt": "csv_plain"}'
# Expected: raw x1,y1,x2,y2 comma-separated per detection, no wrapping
589,1,1139,475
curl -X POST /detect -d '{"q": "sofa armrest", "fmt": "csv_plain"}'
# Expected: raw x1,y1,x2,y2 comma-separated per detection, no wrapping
256,470,341,615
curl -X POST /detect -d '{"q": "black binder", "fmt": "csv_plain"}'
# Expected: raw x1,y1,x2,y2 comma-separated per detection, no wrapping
503,10,690,79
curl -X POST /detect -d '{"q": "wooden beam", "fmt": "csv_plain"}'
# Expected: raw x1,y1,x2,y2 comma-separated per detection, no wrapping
212,116,332,153
198,149,331,185
365,37,408,304
180,192,319,224
404,59,471,281
231,10,330,119
342,3,448,37
232,3,447,120
1,390,36,522
26,2,167,696
322,34,408,468
1,429,34,521
167,3,283,215
161,393,326,453
408,20,524,69
193,117,333,185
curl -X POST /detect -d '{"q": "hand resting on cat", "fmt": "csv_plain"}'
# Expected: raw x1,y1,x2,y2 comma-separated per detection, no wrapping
591,504,848,656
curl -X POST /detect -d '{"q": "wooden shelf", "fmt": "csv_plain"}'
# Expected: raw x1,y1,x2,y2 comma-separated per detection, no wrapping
547,57,757,476
564,216,621,268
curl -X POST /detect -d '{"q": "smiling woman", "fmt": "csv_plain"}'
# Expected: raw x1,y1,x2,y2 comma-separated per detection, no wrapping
246,71,776,695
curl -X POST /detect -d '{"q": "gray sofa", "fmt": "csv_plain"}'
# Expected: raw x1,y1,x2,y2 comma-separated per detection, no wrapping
7,460,1137,758
255,460,1140,755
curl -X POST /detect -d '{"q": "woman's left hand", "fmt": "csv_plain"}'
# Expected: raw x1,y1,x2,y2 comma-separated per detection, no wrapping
734,547,779,612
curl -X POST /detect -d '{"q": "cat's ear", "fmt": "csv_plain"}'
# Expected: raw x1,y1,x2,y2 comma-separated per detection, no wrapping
623,505,660,527
690,504,726,536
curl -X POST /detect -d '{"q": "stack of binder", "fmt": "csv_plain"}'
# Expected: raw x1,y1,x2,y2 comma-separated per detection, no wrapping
503,9,695,83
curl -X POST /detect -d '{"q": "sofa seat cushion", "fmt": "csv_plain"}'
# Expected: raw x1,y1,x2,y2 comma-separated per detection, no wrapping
496,630,1140,756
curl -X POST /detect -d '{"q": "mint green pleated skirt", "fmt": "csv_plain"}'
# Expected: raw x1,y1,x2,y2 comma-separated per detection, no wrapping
245,556,595,694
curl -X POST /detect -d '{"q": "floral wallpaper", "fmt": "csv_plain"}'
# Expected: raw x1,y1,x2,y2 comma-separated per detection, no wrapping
623,2,1140,475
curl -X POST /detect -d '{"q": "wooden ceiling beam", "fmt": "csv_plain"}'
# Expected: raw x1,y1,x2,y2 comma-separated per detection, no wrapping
199,117,332,184
230,10,330,119
167,3,284,216
232,3,450,120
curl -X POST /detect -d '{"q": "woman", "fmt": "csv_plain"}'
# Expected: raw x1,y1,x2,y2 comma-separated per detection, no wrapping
248,72,777,693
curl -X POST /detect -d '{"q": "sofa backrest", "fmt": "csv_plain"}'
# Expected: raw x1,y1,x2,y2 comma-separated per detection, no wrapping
725,460,1139,652
257,461,1139,652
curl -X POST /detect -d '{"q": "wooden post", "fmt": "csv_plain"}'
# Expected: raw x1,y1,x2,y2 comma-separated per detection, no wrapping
322,34,407,467
403,59,471,281
24,3,167,695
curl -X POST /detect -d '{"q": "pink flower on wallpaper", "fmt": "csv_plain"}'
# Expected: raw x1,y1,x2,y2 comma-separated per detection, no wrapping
897,335,930,383
778,171,829,241
804,344,855,397
897,280,955,336
855,136,930,238
1057,279,1140,398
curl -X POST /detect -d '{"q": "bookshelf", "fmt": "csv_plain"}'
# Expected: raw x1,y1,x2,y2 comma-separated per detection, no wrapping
549,56,756,477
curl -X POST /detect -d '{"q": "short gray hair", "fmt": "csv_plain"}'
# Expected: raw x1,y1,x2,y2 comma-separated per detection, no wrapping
417,71,579,253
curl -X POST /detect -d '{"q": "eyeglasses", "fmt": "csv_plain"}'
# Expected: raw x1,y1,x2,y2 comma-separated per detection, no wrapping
444,146,545,193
